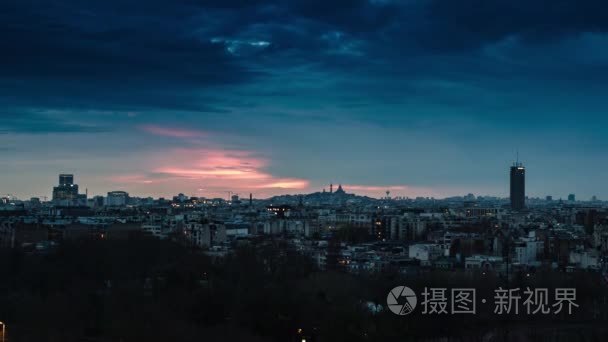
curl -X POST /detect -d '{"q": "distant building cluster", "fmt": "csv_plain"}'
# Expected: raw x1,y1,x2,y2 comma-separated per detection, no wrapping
1,169,607,281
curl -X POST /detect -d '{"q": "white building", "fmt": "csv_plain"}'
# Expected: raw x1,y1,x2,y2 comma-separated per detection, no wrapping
465,255,505,271
513,231,543,266
184,223,227,248
408,244,443,266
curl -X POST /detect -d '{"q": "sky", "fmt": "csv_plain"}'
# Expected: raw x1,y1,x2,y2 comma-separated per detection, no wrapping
2,0,608,200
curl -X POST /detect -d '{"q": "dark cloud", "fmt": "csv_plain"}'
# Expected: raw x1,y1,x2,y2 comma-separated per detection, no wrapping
2,1,608,199
2,0,608,119
0,111,110,134
420,0,608,51
0,0,258,112
287,0,400,33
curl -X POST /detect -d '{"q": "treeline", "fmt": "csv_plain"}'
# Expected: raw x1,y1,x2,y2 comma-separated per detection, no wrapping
0,235,607,341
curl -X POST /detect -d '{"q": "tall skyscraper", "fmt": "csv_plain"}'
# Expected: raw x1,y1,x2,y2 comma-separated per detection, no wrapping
510,162,525,210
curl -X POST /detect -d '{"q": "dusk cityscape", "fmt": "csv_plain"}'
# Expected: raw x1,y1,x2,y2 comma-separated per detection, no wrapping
2,1,608,341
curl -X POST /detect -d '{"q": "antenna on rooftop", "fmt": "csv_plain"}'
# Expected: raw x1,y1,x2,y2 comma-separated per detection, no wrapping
514,149,522,167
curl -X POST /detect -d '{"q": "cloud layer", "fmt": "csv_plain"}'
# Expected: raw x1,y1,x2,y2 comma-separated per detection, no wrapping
2,1,608,199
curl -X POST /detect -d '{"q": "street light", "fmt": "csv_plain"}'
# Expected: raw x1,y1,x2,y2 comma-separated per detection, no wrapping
0,321,6,342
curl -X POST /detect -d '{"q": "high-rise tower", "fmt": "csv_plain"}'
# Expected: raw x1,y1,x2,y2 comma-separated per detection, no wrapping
53,173,80,203
510,162,525,210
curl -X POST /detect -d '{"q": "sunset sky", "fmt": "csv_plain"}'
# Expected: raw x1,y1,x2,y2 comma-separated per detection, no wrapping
2,0,608,200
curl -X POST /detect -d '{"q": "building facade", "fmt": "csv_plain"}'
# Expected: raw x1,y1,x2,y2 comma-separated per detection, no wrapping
510,163,525,210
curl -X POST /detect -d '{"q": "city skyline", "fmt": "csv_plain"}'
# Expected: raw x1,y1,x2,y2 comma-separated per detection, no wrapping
2,2,608,341
2,1,608,199
3,167,603,203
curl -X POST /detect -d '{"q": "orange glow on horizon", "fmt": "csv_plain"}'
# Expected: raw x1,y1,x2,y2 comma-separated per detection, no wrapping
256,180,310,189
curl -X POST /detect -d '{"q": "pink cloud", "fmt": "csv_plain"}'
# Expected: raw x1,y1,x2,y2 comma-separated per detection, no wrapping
256,179,310,189
139,124,206,138
110,148,309,198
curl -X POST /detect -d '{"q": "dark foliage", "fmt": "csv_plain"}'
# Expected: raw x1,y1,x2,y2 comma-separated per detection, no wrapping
1,236,607,341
